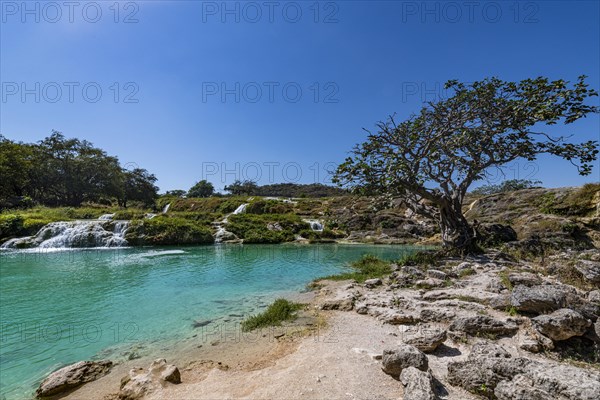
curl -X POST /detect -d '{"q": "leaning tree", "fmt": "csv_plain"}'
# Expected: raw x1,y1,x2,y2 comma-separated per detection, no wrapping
334,76,598,253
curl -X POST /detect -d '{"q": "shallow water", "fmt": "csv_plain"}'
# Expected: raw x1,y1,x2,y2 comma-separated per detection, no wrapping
0,244,423,399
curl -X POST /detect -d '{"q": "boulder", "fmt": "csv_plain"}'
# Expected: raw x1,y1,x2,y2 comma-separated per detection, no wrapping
476,223,517,246
449,315,518,337
119,359,180,400
381,345,428,378
400,367,439,400
507,272,542,287
36,360,112,398
426,269,447,280
320,298,354,311
403,328,447,353
447,343,533,396
510,284,575,313
494,363,600,400
575,260,600,283
364,278,382,288
532,308,591,341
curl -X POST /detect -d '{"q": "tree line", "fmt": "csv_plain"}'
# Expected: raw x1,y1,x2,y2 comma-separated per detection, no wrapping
168,180,349,198
0,131,158,209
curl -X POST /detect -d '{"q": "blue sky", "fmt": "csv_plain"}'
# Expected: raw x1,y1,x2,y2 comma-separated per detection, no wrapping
1,0,599,192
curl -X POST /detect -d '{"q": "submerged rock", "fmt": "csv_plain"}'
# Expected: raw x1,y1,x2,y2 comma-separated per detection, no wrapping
36,360,112,398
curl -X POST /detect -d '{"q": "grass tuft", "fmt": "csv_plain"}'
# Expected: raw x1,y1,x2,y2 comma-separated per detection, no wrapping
241,299,304,332
317,254,392,283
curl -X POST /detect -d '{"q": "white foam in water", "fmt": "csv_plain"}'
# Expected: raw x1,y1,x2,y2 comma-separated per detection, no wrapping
0,220,130,250
98,214,115,221
232,203,248,214
303,219,324,232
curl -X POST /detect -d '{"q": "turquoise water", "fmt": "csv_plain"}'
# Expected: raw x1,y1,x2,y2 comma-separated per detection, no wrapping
0,244,421,399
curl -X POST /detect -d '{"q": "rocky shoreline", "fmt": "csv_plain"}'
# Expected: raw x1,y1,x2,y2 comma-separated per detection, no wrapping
34,246,600,399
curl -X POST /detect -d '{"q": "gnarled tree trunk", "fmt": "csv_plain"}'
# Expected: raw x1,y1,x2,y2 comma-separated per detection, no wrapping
438,200,477,254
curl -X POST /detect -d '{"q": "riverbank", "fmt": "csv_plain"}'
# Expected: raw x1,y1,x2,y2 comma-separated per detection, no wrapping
49,248,600,400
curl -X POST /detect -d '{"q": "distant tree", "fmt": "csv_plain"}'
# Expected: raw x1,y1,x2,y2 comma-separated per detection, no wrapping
187,180,214,198
0,135,34,200
119,168,159,208
471,179,543,196
224,180,258,196
165,190,187,198
334,77,598,253
30,132,123,206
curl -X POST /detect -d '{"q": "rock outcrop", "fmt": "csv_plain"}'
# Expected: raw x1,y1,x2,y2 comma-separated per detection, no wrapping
381,345,428,378
119,358,181,400
532,308,591,341
400,367,439,400
36,360,112,398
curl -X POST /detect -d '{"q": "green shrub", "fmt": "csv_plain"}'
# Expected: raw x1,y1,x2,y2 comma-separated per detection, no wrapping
227,214,307,243
241,299,304,332
126,217,214,245
397,251,440,267
318,254,392,283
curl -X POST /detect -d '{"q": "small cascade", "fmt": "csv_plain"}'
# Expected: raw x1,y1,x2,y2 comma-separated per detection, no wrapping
162,203,171,214
145,213,157,219
211,203,248,243
98,214,115,221
303,219,324,232
0,220,130,250
232,203,248,215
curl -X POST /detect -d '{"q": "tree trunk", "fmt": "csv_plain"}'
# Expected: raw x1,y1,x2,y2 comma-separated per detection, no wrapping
438,201,478,254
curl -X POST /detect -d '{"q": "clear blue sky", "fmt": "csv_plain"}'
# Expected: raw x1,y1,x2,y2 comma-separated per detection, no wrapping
1,0,599,192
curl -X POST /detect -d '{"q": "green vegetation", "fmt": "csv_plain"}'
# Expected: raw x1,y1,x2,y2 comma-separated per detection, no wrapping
226,214,307,243
334,76,598,253
241,299,304,332
0,206,134,241
397,251,440,267
126,216,214,245
471,179,542,196
0,132,158,209
318,254,392,283
187,180,215,198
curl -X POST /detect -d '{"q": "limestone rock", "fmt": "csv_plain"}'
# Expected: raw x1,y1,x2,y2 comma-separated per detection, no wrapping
426,269,447,280
381,345,428,378
494,363,600,400
532,308,591,341
36,360,112,398
119,359,181,400
575,260,600,283
320,298,354,311
476,223,517,246
510,284,575,313
400,367,439,400
364,278,382,288
507,272,542,287
449,315,518,337
447,343,532,395
403,328,447,353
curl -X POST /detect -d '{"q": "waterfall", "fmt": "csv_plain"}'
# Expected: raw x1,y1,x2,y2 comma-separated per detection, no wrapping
162,203,171,213
232,203,248,215
0,220,130,250
303,219,324,232
98,214,115,221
